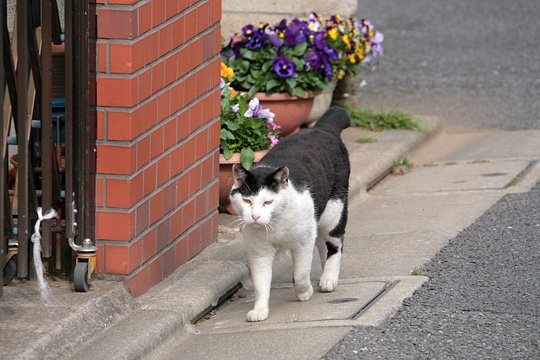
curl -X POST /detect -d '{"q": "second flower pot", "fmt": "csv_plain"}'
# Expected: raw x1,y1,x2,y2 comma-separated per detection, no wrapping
255,92,314,137
304,80,338,127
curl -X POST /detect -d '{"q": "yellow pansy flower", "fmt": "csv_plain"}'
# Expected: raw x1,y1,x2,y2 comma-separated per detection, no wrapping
348,54,357,64
355,46,365,60
221,63,234,79
328,28,338,40
337,69,345,80
342,35,351,49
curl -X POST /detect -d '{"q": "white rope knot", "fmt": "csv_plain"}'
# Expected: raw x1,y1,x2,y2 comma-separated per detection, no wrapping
32,207,57,304
31,207,57,244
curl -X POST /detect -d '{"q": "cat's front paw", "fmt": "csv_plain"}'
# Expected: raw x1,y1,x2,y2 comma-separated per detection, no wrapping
319,276,338,293
296,284,313,301
247,307,269,322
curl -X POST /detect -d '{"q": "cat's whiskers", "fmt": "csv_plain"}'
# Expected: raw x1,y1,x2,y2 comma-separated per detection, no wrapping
230,216,246,228
265,220,276,232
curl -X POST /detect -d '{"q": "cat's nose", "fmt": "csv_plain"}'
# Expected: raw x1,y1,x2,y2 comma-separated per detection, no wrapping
251,214,260,221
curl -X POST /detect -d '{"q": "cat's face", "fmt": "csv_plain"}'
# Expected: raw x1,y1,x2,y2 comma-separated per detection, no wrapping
230,165,289,226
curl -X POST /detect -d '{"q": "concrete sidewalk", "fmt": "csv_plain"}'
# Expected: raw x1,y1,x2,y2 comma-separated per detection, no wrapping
0,118,437,360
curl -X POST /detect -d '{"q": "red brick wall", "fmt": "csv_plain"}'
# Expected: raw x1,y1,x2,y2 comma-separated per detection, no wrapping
94,0,222,296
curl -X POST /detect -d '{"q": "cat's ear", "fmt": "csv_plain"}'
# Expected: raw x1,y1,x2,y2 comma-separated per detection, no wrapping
232,164,249,188
272,167,289,189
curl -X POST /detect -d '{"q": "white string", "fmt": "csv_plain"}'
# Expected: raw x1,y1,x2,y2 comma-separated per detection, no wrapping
31,207,57,304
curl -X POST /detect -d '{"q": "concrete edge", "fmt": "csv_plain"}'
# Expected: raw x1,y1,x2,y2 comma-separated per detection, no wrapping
69,309,188,360
353,275,429,327
67,260,249,360
44,284,137,360
347,116,442,201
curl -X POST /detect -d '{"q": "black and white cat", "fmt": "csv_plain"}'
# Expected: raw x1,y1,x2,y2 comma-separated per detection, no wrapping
230,107,351,322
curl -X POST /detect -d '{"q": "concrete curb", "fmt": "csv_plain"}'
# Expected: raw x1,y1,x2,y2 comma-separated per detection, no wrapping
69,261,248,359
67,120,440,359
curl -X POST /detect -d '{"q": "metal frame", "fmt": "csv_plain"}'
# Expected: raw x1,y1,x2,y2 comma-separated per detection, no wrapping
1,0,96,295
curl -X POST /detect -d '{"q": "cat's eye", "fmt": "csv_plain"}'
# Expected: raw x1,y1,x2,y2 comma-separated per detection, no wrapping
264,200,273,206
243,198,252,205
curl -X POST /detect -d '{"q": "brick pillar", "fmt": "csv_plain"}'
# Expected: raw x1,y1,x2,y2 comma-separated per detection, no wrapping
94,0,222,296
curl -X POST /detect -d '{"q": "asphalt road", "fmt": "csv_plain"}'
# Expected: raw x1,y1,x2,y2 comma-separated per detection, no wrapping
323,181,540,359
355,0,540,130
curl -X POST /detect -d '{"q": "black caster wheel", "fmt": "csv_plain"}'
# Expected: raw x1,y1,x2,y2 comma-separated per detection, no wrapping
3,257,17,286
74,262,89,292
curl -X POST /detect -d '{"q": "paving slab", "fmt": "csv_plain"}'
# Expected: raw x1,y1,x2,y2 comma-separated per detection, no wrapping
196,279,387,333
155,276,429,360
373,159,531,194
346,191,502,237
411,130,540,163
159,327,354,360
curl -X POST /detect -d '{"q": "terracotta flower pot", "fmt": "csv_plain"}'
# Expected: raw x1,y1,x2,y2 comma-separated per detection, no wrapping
219,150,267,215
255,92,315,137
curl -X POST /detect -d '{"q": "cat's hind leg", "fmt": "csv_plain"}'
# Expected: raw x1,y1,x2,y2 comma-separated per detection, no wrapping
317,198,347,293
318,236,343,292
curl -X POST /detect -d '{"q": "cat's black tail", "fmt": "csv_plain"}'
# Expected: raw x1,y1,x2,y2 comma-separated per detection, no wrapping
314,106,351,137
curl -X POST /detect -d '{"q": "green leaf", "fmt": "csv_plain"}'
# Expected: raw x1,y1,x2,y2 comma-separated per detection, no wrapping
223,149,234,159
262,61,273,73
240,60,251,72
227,122,240,131
294,42,308,56
250,69,262,79
285,78,297,91
220,128,235,140
291,87,305,98
240,147,255,170
265,79,280,92
243,51,255,60
247,87,258,98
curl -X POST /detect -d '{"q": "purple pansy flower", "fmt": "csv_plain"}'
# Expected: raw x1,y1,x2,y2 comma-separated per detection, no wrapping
272,55,296,78
221,36,245,59
244,98,259,117
312,31,326,50
265,30,283,48
304,32,338,80
274,19,288,33
371,31,384,57
283,18,307,46
245,98,275,122
242,24,255,36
